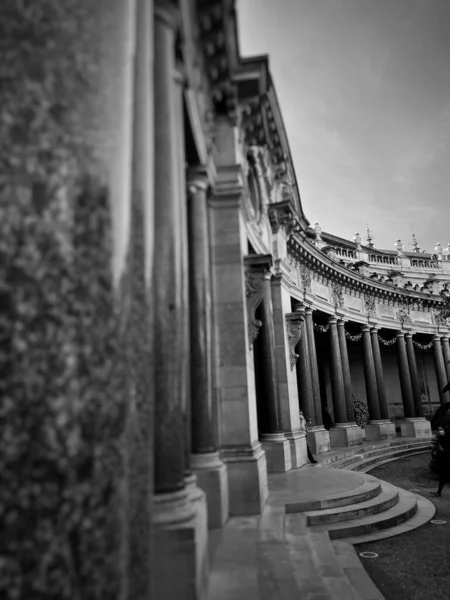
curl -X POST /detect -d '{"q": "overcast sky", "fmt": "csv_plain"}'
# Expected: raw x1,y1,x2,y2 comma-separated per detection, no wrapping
237,0,450,252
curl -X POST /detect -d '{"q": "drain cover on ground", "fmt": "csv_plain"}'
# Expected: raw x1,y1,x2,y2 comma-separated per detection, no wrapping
359,551,379,559
408,489,420,493
430,520,447,525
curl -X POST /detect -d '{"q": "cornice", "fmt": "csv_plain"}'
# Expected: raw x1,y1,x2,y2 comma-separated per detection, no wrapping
287,234,445,309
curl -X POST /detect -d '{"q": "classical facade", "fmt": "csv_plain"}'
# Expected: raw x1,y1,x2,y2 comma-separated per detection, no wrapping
2,1,450,599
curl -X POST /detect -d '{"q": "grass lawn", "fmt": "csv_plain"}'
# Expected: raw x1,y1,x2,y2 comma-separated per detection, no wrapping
358,453,450,600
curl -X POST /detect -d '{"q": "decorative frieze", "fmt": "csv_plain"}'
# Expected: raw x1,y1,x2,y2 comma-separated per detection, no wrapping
331,282,344,308
364,294,377,318
299,264,312,291
398,303,412,324
285,313,303,370
244,254,273,349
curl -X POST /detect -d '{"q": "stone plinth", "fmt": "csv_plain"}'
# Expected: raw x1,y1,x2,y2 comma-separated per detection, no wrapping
365,420,397,442
307,427,331,454
223,444,268,515
261,433,292,472
153,485,208,600
285,430,309,468
191,452,228,529
329,423,364,448
400,418,432,438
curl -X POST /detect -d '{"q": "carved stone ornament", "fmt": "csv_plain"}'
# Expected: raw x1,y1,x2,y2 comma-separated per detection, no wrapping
433,307,450,327
268,200,299,235
244,255,273,349
285,314,303,370
398,304,412,324
331,282,344,308
364,294,377,317
299,264,312,291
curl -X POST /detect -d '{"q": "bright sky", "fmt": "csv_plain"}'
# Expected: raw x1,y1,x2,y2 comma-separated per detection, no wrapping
237,0,450,252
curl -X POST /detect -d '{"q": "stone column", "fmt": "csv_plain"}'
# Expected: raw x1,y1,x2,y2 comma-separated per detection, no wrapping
305,308,330,453
370,328,390,420
401,332,431,437
442,335,450,380
327,318,363,447
209,120,268,515
152,4,207,598
271,281,308,466
295,308,315,423
256,264,292,472
334,320,363,446
433,335,450,405
362,326,396,441
187,172,228,529
396,332,415,418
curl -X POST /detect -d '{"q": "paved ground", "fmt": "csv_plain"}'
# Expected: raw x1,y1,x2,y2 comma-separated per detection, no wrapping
359,453,450,600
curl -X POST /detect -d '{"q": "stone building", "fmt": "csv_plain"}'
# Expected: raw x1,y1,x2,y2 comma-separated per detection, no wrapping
1,1,449,599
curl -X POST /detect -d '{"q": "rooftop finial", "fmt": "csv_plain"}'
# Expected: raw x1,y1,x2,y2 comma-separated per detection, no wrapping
366,225,374,249
411,231,420,253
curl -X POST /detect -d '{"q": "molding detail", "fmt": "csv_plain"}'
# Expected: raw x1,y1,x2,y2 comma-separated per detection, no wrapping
433,307,450,327
244,254,273,349
331,282,344,308
364,294,377,317
285,313,303,370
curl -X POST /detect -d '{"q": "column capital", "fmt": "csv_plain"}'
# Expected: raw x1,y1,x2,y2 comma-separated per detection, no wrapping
304,306,314,316
432,334,442,342
328,315,338,325
404,331,413,339
396,330,405,338
361,324,371,333
369,326,379,333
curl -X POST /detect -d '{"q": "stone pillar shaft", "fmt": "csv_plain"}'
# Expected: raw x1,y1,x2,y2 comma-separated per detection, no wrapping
433,336,450,405
442,335,450,380
405,332,424,418
370,328,389,420
305,308,323,426
396,332,415,418
187,174,215,453
337,320,354,422
154,2,185,494
295,311,315,424
361,326,381,420
258,276,283,433
328,317,347,424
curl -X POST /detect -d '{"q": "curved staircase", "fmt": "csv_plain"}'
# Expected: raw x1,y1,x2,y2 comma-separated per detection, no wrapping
209,437,436,600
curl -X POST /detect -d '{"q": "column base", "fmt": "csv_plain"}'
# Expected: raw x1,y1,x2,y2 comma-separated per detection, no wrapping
222,443,268,515
153,483,209,600
329,423,364,448
191,452,229,529
400,417,432,438
365,420,397,442
284,430,308,468
307,427,331,454
260,433,293,473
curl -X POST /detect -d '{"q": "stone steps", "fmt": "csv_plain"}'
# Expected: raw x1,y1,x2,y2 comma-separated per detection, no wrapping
304,482,399,526
320,437,432,465
308,484,418,540
332,541,385,600
323,439,432,471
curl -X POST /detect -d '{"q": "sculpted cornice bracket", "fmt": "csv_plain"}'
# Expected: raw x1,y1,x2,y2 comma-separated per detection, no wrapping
398,303,412,324
299,264,312,292
268,200,300,235
285,312,304,370
244,254,273,349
